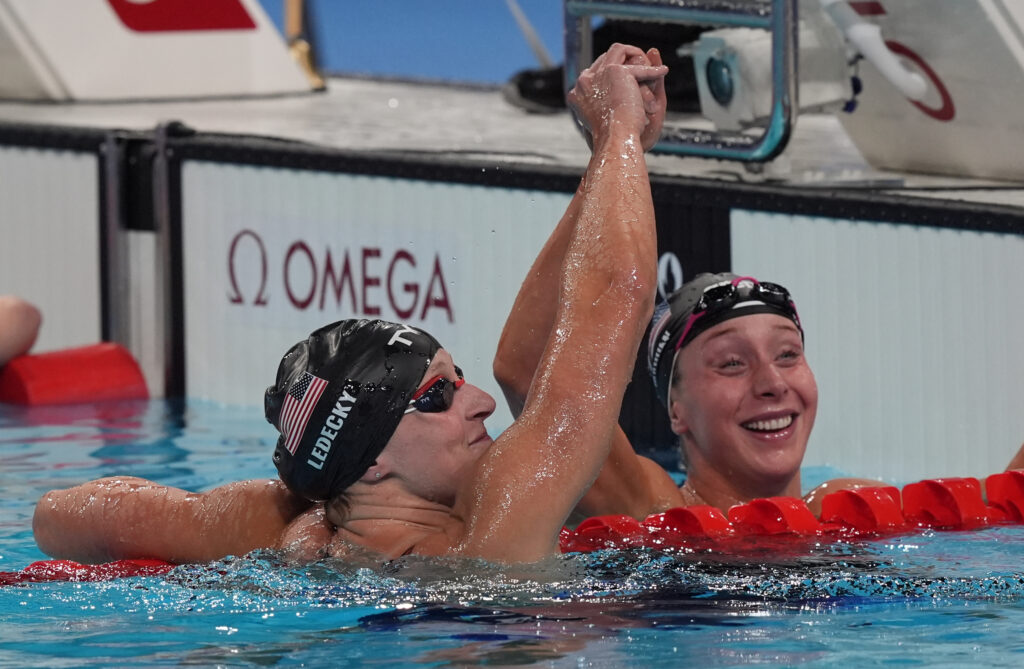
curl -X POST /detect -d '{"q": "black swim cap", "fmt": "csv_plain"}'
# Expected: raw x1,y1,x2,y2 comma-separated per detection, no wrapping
265,319,441,501
647,273,803,407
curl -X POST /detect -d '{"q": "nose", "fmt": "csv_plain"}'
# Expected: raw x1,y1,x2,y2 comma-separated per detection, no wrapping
752,361,788,399
461,382,496,421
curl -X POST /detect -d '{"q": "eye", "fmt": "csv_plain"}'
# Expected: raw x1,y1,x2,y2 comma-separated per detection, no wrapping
719,356,744,370
775,348,803,366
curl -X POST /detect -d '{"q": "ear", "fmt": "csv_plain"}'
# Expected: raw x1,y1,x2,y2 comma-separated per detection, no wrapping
360,460,390,483
667,396,690,435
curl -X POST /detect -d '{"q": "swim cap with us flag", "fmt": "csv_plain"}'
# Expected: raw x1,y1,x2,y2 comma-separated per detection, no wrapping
265,319,441,501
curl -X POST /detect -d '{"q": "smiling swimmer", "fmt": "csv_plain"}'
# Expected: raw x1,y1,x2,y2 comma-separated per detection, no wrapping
649,273,877,514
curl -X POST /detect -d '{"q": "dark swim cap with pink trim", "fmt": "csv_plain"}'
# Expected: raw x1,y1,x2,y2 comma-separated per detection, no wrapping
265,319,441,501
646,273,803,407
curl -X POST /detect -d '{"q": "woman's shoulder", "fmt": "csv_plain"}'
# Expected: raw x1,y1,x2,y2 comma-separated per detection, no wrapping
802,477,885,517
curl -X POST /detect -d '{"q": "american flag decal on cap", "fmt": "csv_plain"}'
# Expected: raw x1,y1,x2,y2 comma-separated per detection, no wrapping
280,372,328,455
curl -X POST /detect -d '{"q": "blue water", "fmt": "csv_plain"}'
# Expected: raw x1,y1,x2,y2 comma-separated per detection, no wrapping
3,400,1024,667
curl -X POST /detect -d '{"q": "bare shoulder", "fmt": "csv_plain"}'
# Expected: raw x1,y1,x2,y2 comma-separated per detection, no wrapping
803,477,886,517
638,455,684,503
278,505,333,560
1006,442,1024,471
242,478,311,517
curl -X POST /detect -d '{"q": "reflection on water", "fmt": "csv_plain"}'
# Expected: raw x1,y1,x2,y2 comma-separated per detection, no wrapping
5,539,1021,667
9,541,1022,667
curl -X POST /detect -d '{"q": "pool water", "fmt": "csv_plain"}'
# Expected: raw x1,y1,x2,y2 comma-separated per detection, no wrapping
3,400,1024,667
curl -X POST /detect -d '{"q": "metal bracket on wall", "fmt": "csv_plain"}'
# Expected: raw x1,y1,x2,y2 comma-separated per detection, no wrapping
99,131,156,348
563,0,797,162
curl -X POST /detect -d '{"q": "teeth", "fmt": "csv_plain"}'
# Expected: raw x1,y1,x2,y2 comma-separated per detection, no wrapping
743,415,794,432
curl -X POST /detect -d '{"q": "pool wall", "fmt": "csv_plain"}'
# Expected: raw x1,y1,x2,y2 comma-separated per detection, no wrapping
0,141,102,354
0,120,1022,482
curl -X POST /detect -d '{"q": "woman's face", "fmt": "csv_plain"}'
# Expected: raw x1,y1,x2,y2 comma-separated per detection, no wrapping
381,350,496,506
668,313,817,497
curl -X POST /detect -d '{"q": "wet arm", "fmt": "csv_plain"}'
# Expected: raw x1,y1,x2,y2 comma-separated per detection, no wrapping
493,184,583,417
462,45,664,561
494,48,666,416
494,185,680,523
572,430,682,521
493,47,677,522
33,477,312,564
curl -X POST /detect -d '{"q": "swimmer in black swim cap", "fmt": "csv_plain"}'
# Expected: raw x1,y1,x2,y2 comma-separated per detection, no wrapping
504,265,868,519
647,273,804,408
31,42,671,564
265,319,446,502
643,273,896,515
642,273,821,507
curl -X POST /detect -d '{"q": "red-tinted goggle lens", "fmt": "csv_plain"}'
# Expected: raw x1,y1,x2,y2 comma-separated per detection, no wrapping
406,366,465,414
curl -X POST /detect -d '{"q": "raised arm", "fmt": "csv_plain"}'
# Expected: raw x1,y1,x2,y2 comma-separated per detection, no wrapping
493,47,680,522
461,44,664,561
493,47,666,413
33,477,313,564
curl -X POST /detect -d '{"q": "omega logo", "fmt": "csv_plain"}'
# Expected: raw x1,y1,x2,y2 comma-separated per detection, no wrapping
657,252,684,300
227,229,454,322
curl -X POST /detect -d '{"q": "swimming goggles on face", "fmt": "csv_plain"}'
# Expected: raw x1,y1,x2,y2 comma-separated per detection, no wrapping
675,277,801,351
405,366,465,414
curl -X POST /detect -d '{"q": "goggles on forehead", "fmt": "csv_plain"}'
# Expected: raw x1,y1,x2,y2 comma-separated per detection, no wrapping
404,366,465,414
674,277,801,352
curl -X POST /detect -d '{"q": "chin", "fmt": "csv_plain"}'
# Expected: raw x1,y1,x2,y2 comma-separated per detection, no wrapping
745,447,804,482
753,457,803,489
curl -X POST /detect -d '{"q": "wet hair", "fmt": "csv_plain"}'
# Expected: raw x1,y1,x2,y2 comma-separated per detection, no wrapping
265,319,441,502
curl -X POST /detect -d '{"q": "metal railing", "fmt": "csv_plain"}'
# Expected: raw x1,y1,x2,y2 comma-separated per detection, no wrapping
564,0,797,161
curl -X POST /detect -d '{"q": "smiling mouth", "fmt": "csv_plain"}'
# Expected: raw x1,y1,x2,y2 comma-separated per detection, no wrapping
742,415,794,432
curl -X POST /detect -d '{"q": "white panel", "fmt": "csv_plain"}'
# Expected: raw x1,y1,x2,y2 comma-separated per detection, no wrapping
181,162,569,435
0,145,101,352
838,0,1024,180
125,229,163,398
0,0,307,101
732,211,1024,483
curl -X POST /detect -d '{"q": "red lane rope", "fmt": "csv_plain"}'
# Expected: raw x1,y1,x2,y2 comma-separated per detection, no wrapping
0,343,148,406
561,471,1024,553
0,558,174,586
7,473,1024,578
